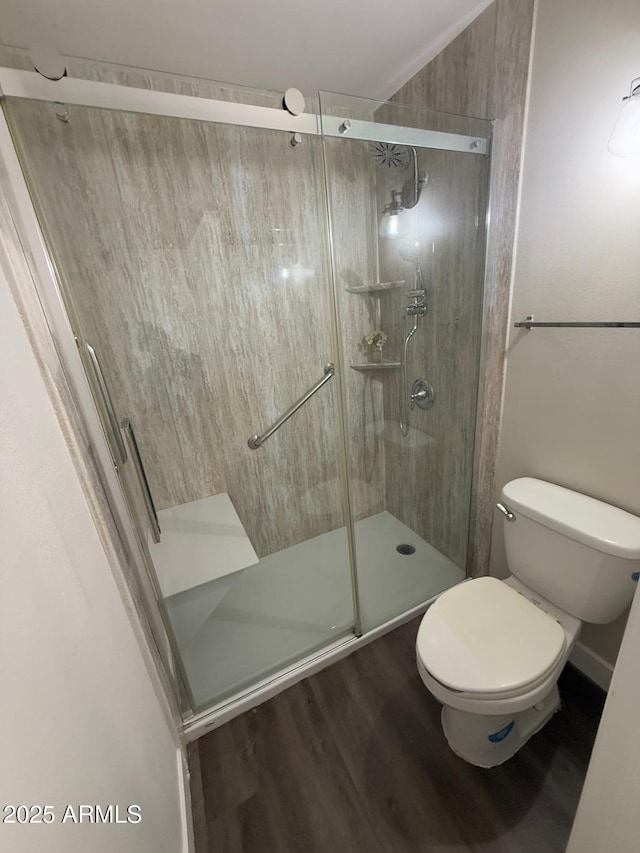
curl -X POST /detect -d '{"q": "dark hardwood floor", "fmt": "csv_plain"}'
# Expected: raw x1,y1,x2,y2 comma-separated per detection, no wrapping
189,617,605,853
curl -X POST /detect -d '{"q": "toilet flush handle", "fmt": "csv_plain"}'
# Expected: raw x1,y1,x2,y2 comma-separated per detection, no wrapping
496,502,516,522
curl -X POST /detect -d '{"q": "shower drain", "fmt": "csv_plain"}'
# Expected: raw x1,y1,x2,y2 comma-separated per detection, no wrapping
396,544,416,556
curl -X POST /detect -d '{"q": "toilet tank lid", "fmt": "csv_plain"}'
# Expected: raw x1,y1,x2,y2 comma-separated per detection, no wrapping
501,478,640,559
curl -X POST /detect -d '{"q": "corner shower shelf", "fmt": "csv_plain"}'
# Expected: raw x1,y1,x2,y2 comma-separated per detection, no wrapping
350,361,401,371
345,280,405,294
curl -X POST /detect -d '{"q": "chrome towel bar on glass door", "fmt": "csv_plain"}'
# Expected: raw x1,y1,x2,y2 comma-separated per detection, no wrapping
248,363,334,449
85,341,128,465
121,418,161,543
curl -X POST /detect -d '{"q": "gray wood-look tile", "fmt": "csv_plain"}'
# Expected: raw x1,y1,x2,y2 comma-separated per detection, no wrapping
389,0,536,574
324,125,490,569
469,0,537,577
375,145,489,568
190,617,604,852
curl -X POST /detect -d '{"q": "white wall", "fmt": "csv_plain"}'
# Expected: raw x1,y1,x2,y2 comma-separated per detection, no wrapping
0,0,491,100
0,271,185,849
490,0,640,667
567,564,640,852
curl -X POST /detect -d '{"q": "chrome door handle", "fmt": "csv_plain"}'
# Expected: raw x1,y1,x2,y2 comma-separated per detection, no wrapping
122,418,161,544
85,341,127,465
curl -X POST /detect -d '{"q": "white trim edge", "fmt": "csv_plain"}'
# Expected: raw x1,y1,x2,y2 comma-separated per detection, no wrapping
569,641,614,692
177,748,195,853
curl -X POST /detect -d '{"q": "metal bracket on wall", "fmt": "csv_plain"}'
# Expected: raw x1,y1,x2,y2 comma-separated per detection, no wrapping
515,315,640,329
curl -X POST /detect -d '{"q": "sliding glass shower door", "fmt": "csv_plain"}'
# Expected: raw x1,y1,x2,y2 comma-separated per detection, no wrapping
3,86,356,709
2,55,493,716
320,93,492,633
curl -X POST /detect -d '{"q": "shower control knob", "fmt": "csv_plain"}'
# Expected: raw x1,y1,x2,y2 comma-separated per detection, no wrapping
410,378,435,410
407,304,427,316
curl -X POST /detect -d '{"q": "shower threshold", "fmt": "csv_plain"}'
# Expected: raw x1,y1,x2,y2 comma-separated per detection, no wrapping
183,596,439,741
167,510,464,734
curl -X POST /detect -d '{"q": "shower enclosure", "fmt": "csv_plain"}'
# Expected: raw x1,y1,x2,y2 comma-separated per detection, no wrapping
0,50,492,726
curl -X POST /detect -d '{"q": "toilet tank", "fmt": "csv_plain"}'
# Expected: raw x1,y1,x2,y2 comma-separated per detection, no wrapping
501,478,640,623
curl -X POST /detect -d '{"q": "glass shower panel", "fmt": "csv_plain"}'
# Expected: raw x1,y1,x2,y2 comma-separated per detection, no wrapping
4,92,355,709
320,92,492,633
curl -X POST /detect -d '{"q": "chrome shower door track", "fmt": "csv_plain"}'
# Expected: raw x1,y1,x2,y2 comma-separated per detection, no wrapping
0,68,490,154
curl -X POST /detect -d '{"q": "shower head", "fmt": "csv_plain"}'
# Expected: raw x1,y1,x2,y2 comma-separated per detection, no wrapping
372,143,429,213
369,142,412,170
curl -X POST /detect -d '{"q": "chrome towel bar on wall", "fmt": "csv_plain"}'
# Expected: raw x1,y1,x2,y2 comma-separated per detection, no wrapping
248,363,334,449
515,315,640,329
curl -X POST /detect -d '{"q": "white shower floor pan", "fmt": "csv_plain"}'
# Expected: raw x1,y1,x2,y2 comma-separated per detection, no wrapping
165,510,464,710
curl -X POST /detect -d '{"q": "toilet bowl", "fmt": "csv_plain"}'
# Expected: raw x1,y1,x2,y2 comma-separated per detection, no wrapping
416,478,640,767
416,575,581,766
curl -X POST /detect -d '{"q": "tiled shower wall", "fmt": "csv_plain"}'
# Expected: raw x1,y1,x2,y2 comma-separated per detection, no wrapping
376,147,490,568
323,124,490,570
390,0,536,573
5,69,384,558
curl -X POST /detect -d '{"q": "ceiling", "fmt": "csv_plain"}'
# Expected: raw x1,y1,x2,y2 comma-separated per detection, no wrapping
0,0,491,100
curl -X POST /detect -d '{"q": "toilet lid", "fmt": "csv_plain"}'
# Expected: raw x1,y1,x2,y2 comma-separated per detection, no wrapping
417,578,566,695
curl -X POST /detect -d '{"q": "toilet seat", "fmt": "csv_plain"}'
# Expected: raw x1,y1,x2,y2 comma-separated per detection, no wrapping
416,577,566,697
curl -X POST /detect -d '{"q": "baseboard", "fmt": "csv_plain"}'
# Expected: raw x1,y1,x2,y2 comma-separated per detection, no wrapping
177,747,195,853
569,641,614,692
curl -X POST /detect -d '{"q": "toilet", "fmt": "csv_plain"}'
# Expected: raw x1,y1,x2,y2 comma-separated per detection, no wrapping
416,477,640,768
